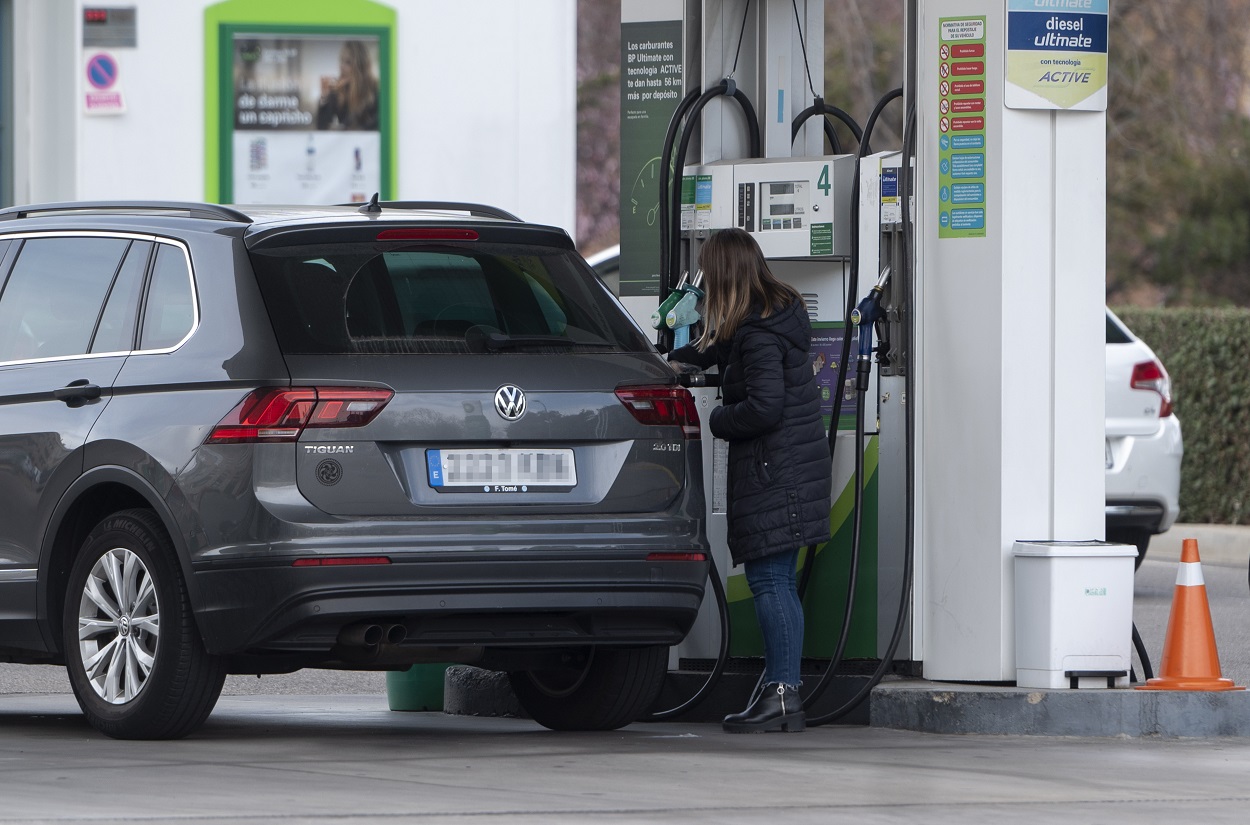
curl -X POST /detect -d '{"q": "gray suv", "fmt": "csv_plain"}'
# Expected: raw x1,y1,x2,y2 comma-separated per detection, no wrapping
0,201,708,738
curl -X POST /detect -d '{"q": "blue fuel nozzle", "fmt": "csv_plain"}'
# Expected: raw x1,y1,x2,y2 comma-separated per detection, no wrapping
850,267,891,391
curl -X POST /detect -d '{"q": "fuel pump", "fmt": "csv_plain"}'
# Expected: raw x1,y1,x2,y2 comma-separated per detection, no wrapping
621,0,916,723
621,0,1118,723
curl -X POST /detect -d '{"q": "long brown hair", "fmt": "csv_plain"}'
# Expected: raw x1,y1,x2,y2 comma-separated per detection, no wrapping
694,228,803,350
339,41,378,125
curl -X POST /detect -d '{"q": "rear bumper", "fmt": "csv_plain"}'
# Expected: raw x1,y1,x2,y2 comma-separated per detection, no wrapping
1105,501,1167,533
1105,414,1182,535
191,552,709,656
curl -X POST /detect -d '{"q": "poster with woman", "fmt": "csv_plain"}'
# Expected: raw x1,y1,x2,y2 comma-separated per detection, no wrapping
229,33,385,204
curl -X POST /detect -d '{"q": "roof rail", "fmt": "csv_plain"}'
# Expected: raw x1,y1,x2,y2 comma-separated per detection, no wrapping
0,201,253,223
336,200,522,222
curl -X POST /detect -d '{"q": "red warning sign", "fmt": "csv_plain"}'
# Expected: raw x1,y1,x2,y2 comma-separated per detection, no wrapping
951,62,984,76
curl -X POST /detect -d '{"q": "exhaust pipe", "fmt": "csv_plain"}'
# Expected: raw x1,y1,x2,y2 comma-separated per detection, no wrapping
384,624,407,645
338,622,383,647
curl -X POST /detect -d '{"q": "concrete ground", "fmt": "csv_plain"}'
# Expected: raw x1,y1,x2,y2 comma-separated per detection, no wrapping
1,523,1248,823
4,692,1250,824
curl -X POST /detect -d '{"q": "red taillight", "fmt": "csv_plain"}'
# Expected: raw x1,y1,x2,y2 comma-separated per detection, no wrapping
207,387,394,444
292,556,392,567
1130,360,1173,418
646,552,708,562
615,385,700,439
376,228,479,241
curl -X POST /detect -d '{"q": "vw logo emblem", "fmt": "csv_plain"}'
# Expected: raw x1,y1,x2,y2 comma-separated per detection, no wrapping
494,385,526,420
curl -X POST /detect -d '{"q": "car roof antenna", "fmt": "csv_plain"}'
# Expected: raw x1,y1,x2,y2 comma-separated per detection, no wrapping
358,193,382,214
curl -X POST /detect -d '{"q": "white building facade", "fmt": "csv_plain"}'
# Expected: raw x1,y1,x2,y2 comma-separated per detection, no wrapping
1,0,576,235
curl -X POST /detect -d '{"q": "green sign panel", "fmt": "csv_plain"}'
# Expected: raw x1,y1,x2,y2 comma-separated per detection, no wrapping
810,223,833,256
619,19,683,297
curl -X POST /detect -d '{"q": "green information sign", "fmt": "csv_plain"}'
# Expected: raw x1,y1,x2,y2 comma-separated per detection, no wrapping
619,18,683,297
810,223,833,256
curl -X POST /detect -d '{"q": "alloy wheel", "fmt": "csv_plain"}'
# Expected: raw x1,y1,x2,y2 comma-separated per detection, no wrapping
76,546,160,704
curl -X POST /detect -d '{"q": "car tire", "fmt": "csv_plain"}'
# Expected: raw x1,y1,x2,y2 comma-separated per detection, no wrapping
509,645,668,731
1107,526,1151,570
63,509,226,740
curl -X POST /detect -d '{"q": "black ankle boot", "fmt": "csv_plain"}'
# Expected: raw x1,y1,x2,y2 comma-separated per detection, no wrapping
722,683,806,733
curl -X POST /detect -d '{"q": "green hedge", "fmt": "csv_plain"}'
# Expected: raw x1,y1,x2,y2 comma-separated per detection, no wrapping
1112,307,1250,524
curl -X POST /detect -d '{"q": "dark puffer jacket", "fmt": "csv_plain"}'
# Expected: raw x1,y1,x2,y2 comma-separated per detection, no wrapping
672,299,832,564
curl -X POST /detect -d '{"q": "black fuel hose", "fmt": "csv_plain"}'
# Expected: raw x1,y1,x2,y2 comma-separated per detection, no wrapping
642,550,731,721
805,101,916,726
658,89,703,296
791,97,865,155
663,80,761,303
796,88,903,716
735,88,904,714
645,82,760,719
1132,621,1154,682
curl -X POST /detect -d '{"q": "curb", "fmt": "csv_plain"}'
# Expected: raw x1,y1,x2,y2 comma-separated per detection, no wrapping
871,679,1250,737
1149,523,1250,568
443,666,527,719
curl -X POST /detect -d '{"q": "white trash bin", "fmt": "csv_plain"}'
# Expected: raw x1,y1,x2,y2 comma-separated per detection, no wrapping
1013,541,1138,689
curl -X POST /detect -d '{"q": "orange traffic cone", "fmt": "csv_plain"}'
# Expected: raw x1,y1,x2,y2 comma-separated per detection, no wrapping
1137,538,1245,691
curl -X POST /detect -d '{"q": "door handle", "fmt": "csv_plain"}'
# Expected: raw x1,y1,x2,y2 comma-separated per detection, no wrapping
52,379,102,407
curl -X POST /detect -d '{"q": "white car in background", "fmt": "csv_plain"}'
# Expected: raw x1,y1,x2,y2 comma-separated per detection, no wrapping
584,244,622,295
585,248,1183,567
1104,309,1183,566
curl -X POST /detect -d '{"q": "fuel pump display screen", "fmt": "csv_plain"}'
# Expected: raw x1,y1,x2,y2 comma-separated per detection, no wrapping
760,180,810,231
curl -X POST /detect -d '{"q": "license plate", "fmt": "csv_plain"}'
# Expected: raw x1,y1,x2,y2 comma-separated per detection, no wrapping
426,448,577,491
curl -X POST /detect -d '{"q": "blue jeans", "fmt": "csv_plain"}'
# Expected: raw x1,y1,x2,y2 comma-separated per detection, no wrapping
744,547,804,688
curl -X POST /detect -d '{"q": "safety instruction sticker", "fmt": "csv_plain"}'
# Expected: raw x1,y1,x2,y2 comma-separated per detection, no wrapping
938,17,988,239
1005,0,1108,111
809,222,833,256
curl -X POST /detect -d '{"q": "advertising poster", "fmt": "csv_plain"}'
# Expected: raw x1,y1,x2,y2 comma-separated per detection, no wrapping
619,16,683,297
1006,0,1108,111
230,34,382,204
810,323,859,429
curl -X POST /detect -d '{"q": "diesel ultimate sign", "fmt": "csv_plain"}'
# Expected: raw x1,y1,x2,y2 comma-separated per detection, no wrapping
1005,0,1108,111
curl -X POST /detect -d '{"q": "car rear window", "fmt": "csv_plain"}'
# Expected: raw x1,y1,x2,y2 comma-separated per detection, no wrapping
1106,312,1132,344
249,242,652,355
